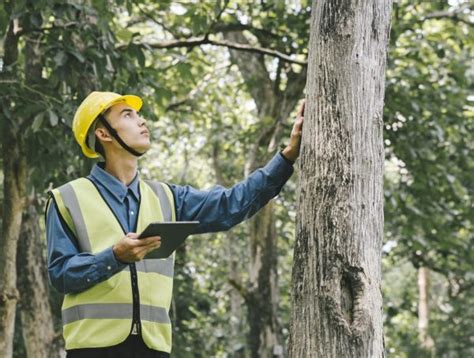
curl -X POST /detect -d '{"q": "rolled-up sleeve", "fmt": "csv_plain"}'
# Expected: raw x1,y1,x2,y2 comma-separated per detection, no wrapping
46,201,127,294
167,152,294,234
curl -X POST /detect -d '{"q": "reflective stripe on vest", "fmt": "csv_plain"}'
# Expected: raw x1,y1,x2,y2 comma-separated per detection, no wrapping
50,178,176,352
62,303,170,325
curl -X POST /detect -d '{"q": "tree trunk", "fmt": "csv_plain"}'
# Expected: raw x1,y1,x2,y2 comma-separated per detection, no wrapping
225,231,246,358
0,112,26,358
289,1,393,357
17,198,61,357
246,202,282,358
417,266,435,356
0,19,26,358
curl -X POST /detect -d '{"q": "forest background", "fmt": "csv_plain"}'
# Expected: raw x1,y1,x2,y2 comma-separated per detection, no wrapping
0,0,472,357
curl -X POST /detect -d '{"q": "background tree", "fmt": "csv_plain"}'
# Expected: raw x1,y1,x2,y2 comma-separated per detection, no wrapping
0,12,27,357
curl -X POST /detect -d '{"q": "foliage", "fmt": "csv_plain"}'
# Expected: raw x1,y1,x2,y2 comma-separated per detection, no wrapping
383,0,474,355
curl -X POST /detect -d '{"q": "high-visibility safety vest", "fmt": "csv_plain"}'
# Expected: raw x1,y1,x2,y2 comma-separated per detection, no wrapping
48,177,176,352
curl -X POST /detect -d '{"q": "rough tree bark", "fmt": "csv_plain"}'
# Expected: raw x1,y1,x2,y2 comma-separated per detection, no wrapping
223,30,307,358
0,19,27,358
17,198,61,358
289,1,393,357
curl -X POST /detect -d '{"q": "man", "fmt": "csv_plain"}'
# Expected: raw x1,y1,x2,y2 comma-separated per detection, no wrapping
46,91,304,357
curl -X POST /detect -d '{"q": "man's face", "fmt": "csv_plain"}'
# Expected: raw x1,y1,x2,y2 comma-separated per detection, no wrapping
103,102,151,154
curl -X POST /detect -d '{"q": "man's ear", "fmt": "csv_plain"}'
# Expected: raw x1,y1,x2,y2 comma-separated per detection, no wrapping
95,127,112,143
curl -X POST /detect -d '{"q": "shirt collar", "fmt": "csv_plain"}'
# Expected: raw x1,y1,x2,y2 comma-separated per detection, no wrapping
89,162,140,202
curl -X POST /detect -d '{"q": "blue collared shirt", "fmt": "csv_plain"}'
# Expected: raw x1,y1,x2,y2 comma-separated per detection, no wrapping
46,152,294,294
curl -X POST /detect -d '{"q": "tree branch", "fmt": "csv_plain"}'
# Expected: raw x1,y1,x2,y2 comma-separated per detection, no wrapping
422,3,473,25
228,278,249,302
212,22,281,47
134,1,185,38
165,98,191,112
165,63,231,112
195,37,307,65
17,22,78,37
119,36,307,66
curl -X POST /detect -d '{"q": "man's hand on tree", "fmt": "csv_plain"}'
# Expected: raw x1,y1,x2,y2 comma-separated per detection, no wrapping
282,100,305,162
112,233,161,263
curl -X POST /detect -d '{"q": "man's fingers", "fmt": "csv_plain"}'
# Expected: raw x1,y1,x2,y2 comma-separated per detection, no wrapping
293,117,304,132
135,240,161,256
141,236,161,246
132,235,161,247
147,241,161,253
297,100,305,117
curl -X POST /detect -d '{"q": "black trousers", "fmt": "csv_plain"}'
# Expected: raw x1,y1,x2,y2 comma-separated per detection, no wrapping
66,335,170,358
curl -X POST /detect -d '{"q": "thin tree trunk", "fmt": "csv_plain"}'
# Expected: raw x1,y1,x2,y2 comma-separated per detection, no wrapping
213,138,282,358
17,198,61,358
246,202,282,358
225,232,246,358
0,123,26,358
417,266,435,356
289,1,393,357
14,21,63,358
223,29,306,357
0,19,26,358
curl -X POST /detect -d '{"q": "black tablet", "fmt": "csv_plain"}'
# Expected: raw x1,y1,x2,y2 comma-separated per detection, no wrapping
138,221,200,259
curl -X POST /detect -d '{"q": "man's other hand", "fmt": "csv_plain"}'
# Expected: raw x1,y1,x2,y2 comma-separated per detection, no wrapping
112,233,161,263
282,100,305,162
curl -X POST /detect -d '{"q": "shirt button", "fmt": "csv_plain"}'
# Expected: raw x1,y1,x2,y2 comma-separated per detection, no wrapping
130,211,135,215
107,266,112,270
87,278,91,282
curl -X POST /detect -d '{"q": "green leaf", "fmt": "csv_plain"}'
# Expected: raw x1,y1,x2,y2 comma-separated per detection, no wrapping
105,54,114,72
32,112,44,132
69,50,86,63
192,15,208,35
49,110,58,126
176,62,192,79
128,44,145,68
126,0,133,14
116,28,134,43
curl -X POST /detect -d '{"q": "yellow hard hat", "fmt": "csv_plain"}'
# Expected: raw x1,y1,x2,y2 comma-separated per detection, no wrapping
72,91,143,158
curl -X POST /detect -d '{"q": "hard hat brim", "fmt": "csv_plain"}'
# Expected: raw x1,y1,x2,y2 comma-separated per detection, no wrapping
103,95,143,114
